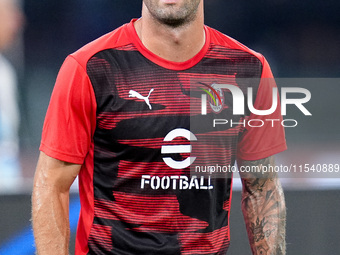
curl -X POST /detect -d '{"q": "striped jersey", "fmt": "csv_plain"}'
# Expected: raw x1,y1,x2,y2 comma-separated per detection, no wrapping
40,19,286,255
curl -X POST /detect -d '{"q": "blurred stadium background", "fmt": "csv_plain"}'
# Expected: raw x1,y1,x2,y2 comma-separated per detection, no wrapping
0,0,339,254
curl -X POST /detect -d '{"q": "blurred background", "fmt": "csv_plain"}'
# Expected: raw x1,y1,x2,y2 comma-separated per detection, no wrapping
0,0,339,254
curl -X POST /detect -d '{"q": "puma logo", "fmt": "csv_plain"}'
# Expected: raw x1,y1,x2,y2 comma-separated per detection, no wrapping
129,89,154,110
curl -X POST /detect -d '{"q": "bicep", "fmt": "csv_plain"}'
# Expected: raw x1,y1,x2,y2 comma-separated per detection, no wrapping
32,152,80,253
33,151,81,194
237,156,278,193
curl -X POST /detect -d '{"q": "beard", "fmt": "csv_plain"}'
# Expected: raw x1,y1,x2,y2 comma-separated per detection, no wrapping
143,0,201,27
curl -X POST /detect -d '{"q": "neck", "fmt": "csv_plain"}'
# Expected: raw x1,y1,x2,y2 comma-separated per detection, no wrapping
134,1,205,62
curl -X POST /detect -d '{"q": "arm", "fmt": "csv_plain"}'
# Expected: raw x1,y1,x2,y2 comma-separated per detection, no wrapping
32,152,81,255
238,156,286,255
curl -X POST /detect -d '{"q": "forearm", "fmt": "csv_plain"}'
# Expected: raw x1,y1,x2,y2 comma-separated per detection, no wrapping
32,185,70,255
239,157,286,255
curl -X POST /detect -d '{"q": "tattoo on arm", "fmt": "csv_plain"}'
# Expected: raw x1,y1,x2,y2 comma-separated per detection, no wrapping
238,156,286,255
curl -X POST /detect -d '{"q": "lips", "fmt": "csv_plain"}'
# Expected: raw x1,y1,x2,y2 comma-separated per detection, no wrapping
161,0,180,4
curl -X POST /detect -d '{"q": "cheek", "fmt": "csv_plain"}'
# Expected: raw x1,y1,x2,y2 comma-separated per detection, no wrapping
3,14,22,34
0,21,19,47
144,0,158,9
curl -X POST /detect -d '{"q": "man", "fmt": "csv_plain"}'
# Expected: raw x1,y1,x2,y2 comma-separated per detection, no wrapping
0,0,24,191
32,0,287,254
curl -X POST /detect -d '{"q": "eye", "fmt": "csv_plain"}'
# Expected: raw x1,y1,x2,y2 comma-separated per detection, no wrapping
256,246,268,255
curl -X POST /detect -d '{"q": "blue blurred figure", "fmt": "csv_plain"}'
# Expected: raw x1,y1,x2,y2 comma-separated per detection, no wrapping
0,0,24,192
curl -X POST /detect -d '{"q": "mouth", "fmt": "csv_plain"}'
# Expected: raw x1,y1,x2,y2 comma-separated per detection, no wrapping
161,0,180,4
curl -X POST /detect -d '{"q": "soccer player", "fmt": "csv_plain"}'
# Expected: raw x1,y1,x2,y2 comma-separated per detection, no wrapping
32,1,287,254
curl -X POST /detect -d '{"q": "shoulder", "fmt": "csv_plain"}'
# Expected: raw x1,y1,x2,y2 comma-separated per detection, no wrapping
68,22,132,69
206,26,265,64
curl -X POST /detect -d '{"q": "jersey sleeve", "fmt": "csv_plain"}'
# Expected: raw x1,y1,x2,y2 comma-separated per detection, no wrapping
237,57,287,161
40,55,96,164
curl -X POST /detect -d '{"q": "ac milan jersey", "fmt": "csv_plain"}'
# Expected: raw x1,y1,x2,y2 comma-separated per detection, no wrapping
40,19,287,255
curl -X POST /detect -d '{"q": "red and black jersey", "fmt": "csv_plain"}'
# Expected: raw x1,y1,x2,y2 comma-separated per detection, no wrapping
40,19,286,255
